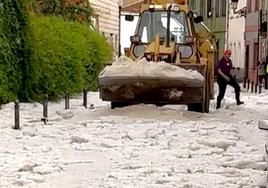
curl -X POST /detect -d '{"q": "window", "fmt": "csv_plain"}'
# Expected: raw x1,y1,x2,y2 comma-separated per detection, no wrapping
238,43,241,67
262,0,266,10
141,27,148,42
229,43,232,54
91,14,99,31
255,0,259,11
110,33,113,46
221,0,226,16
189,0,196,10
254,43,258,69
245,45,249,78
200,1,205,17
215,0,220,17
192,0,196,10
207,0,212,18
233,43,236,65
247,0,251,13
137,11,190,44
115,35,118,55
161,13,189,43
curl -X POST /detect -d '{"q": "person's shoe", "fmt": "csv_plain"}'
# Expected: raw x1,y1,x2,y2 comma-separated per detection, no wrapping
216,100,221,109
237,101,244,105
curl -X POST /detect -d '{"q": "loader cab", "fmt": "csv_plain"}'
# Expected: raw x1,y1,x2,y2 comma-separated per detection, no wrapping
129,5,196,61
137,11,189,43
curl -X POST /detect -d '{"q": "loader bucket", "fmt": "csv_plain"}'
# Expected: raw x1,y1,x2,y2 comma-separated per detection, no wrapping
98,56,206,106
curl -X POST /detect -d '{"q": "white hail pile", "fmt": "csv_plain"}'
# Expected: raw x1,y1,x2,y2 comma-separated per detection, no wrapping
99,56,204,81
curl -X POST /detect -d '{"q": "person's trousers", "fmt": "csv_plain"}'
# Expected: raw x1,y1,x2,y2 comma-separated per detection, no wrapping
217,76,241,108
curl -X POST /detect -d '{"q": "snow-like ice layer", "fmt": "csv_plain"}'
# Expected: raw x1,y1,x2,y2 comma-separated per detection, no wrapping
0,88,267,187
99,56,204,81
259,119,268,130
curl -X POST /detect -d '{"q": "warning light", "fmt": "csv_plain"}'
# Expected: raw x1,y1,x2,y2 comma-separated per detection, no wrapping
176,0,186,4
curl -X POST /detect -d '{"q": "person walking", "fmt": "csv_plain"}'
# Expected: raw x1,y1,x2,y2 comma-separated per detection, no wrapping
257,59,266,91
216,49,244,109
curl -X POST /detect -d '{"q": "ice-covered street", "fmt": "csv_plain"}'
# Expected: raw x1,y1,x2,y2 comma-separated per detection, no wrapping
0,87,267,187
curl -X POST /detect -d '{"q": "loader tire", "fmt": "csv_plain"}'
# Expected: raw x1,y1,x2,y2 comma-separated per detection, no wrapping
187,103,203,113
155,103,166,107
187,68,211,113
111,102,128,109
204,95,210,113
187,95,210,113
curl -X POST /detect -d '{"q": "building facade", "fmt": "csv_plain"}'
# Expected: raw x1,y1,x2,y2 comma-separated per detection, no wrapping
243,0,268,89
89,0,121,56
244,0,260,86
257,0,268,89
227,0,246,80
188,0,227,61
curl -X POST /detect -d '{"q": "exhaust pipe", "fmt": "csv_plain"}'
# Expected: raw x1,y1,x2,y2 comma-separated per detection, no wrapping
166,4,172,47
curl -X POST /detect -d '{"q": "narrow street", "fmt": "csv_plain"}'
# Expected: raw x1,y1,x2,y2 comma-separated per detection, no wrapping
0,86,267,187
2,0,268,187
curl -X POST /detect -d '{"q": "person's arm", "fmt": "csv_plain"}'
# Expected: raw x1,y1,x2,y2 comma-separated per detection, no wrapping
218,68,230,81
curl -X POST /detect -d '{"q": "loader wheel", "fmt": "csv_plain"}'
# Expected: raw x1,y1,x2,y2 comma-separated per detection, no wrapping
155,103,166,107
111,102,128,109
187,103,204,113
193,99,210,113
204,95,210,113
187,95,210,113
187,68,211,113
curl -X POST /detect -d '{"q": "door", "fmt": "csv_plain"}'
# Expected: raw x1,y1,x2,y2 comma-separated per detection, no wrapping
245,45,249,79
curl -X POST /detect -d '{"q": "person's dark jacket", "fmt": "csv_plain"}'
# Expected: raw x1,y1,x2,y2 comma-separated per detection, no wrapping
216,57,232,78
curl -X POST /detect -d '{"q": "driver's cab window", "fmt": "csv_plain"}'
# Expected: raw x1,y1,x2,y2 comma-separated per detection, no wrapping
161,12,188,43
153,12,168,40
141,27,148,43
138,11,189,44
193,13,211,34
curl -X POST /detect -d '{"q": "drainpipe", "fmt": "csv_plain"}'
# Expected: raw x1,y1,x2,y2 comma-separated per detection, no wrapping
266,2,268,89
118,5,122,57
256,10,261,93
166,4,172,47
258,10,261,64
225,0,230,49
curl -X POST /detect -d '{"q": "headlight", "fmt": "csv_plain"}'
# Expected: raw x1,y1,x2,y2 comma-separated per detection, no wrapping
160,54,169,60
133,45,146,58
177,0,186,5
130,35,141,43
172,5,180,11
185,36,194,43
149,4,155,10
178,45,193,59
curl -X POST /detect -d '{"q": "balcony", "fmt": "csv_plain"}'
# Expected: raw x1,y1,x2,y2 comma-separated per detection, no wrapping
122,0,144,12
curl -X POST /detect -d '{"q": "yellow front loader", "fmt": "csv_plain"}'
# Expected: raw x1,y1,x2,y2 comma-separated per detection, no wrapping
98,0,215,112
